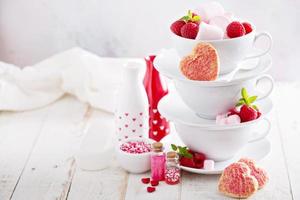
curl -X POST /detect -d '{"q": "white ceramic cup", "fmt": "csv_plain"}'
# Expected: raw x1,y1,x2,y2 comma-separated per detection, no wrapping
171,29,272,74
174,74,274,119
174,118,271,161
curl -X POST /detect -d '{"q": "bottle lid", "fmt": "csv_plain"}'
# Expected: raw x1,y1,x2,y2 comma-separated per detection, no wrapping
152,142,163,152
167,151,177,159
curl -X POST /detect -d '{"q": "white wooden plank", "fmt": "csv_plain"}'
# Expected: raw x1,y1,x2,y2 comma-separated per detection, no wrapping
67,109,128,200
180,110,292,199
10,96,89,200
125,172,180,200
67,161,128,200
0,106,50,200
273,83,300,200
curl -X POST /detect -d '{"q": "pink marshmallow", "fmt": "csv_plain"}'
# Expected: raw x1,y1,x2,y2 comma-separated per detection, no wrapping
216,114,241,125
226,114,241,124
197,22,223,40
204,160,215,170
223,12,234,21
209,15,231,32
194,2,225,23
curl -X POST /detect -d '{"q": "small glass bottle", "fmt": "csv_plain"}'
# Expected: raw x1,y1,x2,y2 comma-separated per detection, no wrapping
165,151,181,185
151,142,166,181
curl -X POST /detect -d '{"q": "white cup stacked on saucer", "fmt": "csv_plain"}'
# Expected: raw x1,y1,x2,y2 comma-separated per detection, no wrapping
154,18,274,175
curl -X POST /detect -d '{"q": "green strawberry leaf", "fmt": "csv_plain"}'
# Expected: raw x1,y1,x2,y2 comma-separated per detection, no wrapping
171,144,177,151
248,96,257,103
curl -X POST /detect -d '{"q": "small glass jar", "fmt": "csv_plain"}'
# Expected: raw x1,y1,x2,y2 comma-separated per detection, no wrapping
165,151,181,185
151,142,166,181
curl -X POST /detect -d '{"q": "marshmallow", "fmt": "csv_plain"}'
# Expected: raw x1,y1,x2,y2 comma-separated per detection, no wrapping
209,15,231,32
223,12,234,21
216,114,241,125
226,114,241,124
194,2,225,23
197,22,224,40
216,113,227,125
204,160,215,170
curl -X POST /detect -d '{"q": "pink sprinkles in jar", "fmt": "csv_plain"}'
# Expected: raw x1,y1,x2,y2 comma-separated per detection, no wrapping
165,167,180,185
120,141,151,154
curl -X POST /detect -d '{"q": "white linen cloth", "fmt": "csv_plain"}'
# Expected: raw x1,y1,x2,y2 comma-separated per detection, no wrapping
0,47,143,170
0,47,141,113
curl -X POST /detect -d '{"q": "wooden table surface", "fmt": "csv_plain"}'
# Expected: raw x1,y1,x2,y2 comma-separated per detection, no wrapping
0,82,299,200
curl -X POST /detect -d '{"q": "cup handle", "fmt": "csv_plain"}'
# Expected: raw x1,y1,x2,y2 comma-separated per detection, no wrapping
255,74,274,100
244,32,273,60
249,118,271,143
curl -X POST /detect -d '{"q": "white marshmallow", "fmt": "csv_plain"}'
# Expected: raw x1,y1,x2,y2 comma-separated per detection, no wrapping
209,15,231,32
194,2,225,23
197,22,223,40
204,160,215,170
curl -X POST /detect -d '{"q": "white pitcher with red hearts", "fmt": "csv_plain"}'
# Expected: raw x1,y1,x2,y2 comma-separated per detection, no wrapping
114,61,149,141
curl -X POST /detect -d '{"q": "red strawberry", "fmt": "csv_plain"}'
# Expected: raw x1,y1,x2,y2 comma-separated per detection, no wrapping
226,21,246,38
195,161,204,169
193,152,206,162
170,20,186,36
141,178,150,184
180,156,196,168
147,186,156,193
150,180,159,186
228,108,239,116
242,22,253,34
239,105,258,122
181,22,199,39
257,111,261,119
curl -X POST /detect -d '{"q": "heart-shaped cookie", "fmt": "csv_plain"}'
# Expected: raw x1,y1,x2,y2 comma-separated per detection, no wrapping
180,43,219,81
219,162,258,199
239,158,269,189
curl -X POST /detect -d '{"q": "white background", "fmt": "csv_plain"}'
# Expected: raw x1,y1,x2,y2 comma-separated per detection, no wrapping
0,0,299,81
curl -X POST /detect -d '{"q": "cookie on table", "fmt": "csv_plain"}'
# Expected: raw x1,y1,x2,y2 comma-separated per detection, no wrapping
239,158,269,189
218,162,258,199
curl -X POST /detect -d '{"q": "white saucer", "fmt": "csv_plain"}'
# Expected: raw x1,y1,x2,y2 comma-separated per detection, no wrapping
157,90,273,128
181,138,271,174
153,48,272,84
160,127,271,175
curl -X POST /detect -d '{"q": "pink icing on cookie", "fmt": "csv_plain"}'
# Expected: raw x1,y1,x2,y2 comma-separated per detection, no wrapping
239,158,269,189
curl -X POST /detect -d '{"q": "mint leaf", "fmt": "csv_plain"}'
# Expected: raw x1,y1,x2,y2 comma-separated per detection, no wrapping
252,105,259,111
248,96,257,103
188,10,192,18
183,152,193,159
181,16,190,22
241,88,248,100
192,15,200,22
236,102,244,107
171,144,177,151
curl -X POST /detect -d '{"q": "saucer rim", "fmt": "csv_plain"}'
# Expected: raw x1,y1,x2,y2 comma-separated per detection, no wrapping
179,138,271,175
157,93,273,130
153,49,272,87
